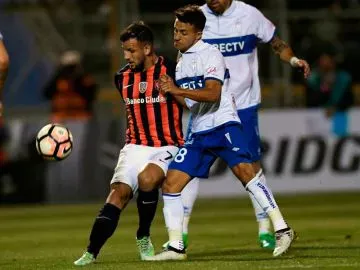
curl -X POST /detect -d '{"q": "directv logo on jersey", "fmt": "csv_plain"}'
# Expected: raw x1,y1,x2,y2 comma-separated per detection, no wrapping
203,35,257,57
180,80,204,90
214,42,245,53
176,75,204,90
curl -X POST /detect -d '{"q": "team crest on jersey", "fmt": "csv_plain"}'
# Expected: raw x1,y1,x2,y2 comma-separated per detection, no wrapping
139,81,147,93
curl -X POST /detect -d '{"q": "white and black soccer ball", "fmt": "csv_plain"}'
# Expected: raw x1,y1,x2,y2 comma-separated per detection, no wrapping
35,123,73,161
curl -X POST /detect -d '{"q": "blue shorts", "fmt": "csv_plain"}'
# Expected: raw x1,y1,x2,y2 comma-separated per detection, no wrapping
169,122,252,178
183,105,261,163
237,105,261,162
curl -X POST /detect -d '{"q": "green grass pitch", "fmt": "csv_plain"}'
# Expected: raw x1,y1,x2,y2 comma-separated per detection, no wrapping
1,192,360,269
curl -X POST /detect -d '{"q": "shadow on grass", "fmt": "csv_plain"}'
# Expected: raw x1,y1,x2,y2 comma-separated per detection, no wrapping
92,246,360,265
187,247,360,262
294,246,360,251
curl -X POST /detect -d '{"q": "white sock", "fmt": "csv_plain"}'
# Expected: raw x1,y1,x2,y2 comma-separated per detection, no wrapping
245,170,288,232
163,193,184,250
181,178,199,234
267,208,288,232
258,219,272,235
248,172,271,234
182,216,190,235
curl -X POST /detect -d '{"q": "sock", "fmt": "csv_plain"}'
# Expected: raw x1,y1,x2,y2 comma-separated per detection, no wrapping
182,216,190,235
245,170,288,232
163,193,184,251
181,178,199,234
87,203,121,257
136,188,159,239
248,172,271,234
258,219,272,235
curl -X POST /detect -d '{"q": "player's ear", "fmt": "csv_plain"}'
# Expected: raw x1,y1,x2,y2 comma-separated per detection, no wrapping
143,43,152,56
196,31,203,41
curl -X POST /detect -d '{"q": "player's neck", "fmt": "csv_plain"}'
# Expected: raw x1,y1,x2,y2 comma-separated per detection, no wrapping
223,0,233,12
214,0,233,15
143,54,159,71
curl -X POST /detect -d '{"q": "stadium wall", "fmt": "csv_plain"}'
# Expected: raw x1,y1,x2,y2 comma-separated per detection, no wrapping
3,109,360,203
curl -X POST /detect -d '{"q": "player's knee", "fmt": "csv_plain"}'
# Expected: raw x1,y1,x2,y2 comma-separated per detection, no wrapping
161,179,172,193
138,170,159,191
107,183,132,209
161,178,179,193
232,163,256,183
251,161,262,174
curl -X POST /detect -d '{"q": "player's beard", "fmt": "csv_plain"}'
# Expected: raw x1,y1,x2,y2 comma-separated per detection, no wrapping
131,62,145,72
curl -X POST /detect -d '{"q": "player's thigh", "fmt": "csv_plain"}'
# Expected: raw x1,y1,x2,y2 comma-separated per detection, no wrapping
138,163,164,191
138,145,179,191
169,145,217,179
214,124,256,181
237,106,261,162
111,144,154,194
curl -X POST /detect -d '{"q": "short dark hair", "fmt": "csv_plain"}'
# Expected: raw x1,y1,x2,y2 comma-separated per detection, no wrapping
174,5,206,32
120,21,154,44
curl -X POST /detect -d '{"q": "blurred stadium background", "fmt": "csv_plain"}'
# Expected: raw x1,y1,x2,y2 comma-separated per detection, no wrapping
0,1,360,269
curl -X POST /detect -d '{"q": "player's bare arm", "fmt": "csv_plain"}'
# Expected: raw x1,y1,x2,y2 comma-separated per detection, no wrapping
0,40,9,116
159,74,221,103
270,35,310,78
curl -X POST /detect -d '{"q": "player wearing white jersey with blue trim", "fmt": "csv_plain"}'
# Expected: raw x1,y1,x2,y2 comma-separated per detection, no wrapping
0,31,10,117
179,0,310,251
147,5,295,261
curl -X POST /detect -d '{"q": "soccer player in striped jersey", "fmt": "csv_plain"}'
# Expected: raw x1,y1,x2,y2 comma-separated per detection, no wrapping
74,22,184,266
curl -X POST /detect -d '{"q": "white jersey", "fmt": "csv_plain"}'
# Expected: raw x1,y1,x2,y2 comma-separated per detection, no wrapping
176,40,240,134
201,1,276,110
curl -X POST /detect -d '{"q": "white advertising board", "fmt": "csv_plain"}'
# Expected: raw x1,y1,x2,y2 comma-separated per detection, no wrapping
191,109,360,197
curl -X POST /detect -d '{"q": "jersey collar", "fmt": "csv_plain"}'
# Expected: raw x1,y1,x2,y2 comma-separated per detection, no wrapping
222,0,237,16
183,40,206,54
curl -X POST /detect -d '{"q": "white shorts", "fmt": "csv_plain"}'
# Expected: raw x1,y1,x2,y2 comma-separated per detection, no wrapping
110,144,179,193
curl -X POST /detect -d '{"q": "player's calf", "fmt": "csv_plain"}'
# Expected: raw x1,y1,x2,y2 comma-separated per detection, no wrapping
74,183,131,264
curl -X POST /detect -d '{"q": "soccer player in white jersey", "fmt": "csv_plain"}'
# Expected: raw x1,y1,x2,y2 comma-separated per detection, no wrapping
178,0,311,250
0,32,10,117
146,5,295,261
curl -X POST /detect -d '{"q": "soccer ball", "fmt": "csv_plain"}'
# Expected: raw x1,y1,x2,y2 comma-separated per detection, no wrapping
35,123,73,161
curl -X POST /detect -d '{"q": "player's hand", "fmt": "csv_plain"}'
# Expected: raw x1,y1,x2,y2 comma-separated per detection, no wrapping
291,58,311,79
0,101,3,117
159,74,177,95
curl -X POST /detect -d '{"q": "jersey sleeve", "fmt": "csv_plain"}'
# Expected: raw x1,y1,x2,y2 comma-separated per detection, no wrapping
114,73,122,91
203,49,226,84
250,6,276,43
0,32,2,40
114,64,129,92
